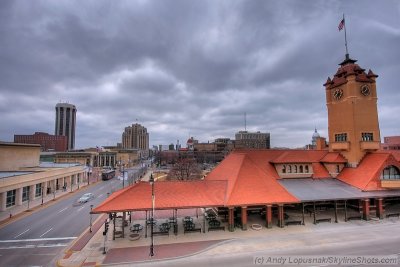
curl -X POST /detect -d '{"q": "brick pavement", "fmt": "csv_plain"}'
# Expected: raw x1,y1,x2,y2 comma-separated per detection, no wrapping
103,240,226,264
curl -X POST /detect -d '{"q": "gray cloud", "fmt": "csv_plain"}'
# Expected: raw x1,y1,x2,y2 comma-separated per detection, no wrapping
0,0,399,149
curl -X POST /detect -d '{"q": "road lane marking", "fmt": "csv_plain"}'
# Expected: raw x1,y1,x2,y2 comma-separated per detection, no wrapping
40,228,52,237
14,229,29,239
77,206,85,212
0,237,77,242
58,207,68,213
0,244,67,249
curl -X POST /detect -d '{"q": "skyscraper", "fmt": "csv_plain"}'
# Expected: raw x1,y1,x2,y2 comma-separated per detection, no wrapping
122,123,149,158
55,103,77,150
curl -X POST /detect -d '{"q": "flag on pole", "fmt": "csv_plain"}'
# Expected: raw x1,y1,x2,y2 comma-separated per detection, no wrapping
338,18,345,31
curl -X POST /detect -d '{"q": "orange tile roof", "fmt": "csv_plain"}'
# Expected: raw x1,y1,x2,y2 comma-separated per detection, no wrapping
206,150,299,205
311,163,330,178
92,180,227,214
320,152,347,163
337,152,395,191
270,150,329,163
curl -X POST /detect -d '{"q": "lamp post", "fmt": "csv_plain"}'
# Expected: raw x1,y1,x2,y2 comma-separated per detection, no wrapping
149,173,155,257
90,204,93,233
122,164,125,189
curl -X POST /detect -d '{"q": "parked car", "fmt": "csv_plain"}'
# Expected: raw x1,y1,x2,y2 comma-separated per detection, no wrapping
78,193,94,203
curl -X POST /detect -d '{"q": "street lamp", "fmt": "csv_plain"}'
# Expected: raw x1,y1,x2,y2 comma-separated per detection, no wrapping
149,173,155,257
90,204,94,233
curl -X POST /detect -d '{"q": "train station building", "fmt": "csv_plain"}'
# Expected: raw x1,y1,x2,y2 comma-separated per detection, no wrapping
92,54,400,235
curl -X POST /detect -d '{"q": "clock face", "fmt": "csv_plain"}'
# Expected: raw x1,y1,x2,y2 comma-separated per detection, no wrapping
360,84,370,96
333,89,343,100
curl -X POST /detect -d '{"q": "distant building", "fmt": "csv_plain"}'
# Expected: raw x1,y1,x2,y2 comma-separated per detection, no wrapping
122,123,149,158
186,137,198,151
0,142,87,211
14,132,67,151
235,131,270,149
382,136,400,150
55,102,77,150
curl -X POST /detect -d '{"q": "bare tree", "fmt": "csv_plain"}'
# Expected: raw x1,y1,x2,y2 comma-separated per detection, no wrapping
167,158,202,181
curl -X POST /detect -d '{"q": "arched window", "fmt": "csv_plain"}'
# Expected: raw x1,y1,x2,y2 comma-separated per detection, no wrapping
282,165,286,173
381,165,400,180
294,165,298,173
305,165,309,173
288,165,292,173
299,165,303,173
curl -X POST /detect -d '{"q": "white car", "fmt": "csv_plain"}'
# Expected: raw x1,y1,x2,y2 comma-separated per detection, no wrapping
78,193,94,203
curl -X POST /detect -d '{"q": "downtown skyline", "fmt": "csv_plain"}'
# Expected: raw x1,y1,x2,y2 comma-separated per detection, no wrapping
0,0,399,149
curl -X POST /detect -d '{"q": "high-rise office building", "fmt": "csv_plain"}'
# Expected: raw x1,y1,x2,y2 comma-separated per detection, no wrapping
122,123,149,158
55,103,77,150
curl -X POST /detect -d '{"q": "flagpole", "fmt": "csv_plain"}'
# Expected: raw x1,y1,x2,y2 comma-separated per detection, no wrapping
343,13,349,57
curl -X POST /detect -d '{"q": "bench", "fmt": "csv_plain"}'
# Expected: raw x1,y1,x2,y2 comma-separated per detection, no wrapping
285,220,302,226
386,213,400,218
347,215,362,221
208,226,225,231
184,228,202,234
153,231,169,236
315,218,331,224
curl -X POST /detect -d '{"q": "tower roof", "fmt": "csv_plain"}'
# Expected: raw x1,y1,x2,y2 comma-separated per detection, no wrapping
324,54,376,89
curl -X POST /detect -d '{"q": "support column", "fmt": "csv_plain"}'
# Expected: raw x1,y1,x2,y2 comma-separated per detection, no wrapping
29,185,35,201
277,204,284,228
228,207,234,232
362,199,370,221
301,203,305,225
16,188,23,206
334,201,338,223
344,200,348,222
265,205,272,228
42,182,48,197
122,211,126,238
0,192,6,211
376,198,384,219
241,206,247,231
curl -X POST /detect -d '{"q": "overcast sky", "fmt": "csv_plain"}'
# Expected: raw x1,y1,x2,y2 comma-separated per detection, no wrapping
1,0,399,149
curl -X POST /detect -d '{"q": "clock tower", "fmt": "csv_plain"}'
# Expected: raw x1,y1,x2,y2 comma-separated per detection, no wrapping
324,54,381,167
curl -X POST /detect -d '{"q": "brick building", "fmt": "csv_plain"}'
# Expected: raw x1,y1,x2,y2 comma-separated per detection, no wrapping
14,132,67,152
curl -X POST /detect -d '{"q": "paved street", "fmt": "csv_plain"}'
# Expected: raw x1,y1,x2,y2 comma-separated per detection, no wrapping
0,178,123,267
110,219,400,267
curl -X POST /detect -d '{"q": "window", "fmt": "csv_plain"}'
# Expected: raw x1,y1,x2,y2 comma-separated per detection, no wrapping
381,165,400,180
361,132,374,141
288,165,292,173
335,133,347,142
305,165,309,173
294,165,298,173
282,165,286,173
22,186,30,202
6,190,16,208
336,165,340,173
299,165,303,173
35,183,42,197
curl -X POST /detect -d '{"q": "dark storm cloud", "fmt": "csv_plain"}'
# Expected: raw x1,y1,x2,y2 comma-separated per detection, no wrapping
0,0,399,149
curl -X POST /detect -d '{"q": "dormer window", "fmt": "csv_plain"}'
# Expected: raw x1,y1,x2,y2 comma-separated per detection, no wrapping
381,165,400,180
